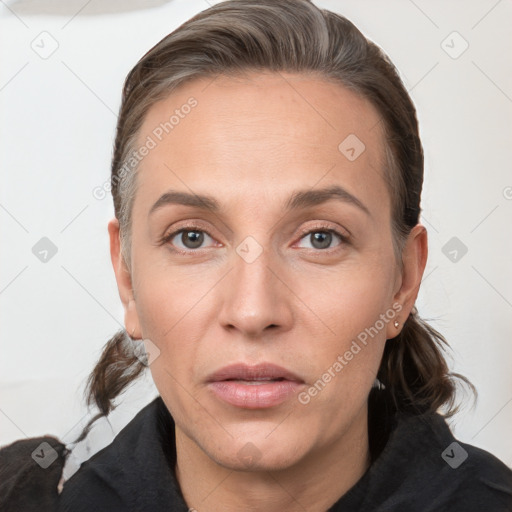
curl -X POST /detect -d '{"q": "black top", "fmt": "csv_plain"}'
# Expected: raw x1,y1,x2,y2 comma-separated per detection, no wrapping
54,394,512,511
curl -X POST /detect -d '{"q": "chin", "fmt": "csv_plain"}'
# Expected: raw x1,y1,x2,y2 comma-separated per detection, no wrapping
204,433,307,473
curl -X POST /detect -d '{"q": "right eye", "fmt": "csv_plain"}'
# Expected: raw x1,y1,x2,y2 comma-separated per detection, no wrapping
162,227,218,252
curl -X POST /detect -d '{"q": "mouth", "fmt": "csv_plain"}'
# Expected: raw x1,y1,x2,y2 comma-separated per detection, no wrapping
206,363,305,409
223,377,287,384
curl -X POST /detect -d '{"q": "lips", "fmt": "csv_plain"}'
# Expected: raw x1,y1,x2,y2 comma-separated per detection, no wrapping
206,363,305,409
206,362,304,384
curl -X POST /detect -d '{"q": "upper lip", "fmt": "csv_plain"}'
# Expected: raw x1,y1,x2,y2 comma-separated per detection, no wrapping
206,363,304,383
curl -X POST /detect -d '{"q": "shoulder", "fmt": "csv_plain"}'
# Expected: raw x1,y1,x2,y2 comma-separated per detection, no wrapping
452,440,512,510
349,409,512,512
57,410,146,512
56,452,128,512
401,412,512,511
57,397,172,512
0,435,68,512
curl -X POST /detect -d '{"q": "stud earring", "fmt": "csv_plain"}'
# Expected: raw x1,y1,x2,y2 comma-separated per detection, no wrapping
393,320,399,328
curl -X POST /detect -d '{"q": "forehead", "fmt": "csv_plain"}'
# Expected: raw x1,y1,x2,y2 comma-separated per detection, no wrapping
133,71,390,217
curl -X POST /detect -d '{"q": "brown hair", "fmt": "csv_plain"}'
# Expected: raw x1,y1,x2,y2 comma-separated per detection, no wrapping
72,0,473,446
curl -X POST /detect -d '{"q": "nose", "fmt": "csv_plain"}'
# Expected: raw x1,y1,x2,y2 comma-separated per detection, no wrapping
217,240,294,339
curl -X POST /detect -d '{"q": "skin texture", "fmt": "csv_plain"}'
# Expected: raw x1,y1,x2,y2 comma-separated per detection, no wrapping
108,72,428,512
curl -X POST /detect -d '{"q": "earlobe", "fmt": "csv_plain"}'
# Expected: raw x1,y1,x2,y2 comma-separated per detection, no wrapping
387,224,428,338
125,298,142,339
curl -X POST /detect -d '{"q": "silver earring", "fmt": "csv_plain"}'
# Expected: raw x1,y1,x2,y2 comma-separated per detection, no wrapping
393,320,399,328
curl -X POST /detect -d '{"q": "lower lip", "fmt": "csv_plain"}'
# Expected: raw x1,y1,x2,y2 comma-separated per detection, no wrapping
207,380,303,409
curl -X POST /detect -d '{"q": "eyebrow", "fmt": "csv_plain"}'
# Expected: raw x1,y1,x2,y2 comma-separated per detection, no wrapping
149,190,219,216
148,185,370,217
286,185,371,216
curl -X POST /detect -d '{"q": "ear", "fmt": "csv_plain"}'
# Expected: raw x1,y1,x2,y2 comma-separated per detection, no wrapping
385,223,428,339
108,218,142,339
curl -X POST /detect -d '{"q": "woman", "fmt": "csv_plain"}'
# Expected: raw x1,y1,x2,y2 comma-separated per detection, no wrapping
2,0,511,510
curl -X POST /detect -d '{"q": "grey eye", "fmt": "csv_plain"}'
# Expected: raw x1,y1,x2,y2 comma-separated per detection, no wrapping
170,229,215,250
311,232,332,249
298,230,342,250
181,230,204,249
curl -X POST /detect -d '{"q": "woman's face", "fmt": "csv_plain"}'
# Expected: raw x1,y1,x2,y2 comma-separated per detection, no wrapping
110,72,426,472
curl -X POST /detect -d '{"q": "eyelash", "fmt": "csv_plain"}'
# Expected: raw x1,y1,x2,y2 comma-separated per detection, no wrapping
159,223,350,255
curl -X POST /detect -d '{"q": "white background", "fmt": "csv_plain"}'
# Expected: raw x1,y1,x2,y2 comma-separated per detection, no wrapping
1,0,511,478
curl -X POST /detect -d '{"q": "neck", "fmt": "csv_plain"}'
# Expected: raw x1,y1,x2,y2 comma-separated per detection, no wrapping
174,407,370,512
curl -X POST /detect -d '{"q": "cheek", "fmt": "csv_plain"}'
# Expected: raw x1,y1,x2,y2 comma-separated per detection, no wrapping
296,306,387,427
133,265,219,390
133,255,216,338
138,284,205,420
296,250,395,339
293,260,393,406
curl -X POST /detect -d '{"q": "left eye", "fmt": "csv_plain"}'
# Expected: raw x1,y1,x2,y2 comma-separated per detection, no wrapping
168,229,216,250
296,230,344,250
